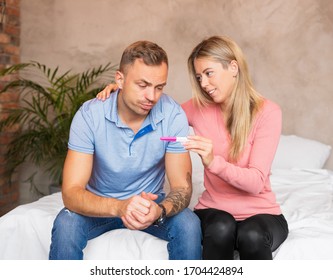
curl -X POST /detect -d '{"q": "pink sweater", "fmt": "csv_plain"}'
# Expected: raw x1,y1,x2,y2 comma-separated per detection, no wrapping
182,99,282,220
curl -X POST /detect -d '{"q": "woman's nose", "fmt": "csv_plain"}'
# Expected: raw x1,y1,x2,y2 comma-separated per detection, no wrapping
200,76,209,89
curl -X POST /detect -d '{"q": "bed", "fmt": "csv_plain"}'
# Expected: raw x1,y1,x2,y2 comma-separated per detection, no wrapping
0,134,332,260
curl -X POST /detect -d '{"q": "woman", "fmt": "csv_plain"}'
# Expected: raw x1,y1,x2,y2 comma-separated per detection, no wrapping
97,35,288,260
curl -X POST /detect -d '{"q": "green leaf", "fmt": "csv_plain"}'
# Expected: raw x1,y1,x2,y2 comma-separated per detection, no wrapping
0,61,117,189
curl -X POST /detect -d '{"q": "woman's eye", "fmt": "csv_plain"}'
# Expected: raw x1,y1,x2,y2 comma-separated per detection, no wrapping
206,71,213,77
196,76,202,82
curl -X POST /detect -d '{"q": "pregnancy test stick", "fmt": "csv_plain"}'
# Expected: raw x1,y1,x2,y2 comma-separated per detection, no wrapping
160,137,188,143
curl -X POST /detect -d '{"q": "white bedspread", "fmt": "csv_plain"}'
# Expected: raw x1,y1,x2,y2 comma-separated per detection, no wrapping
0,168,332,260
271,169,333,259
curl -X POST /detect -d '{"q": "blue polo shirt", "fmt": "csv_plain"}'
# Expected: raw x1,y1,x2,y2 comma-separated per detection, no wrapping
68,90,189,199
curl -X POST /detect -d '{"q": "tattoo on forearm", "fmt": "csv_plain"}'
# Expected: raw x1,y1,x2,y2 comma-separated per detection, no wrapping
165,172,192,216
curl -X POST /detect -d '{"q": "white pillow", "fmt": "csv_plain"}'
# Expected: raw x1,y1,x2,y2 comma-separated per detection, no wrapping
188,151,205,209
188,127,205,209
272,135,332,169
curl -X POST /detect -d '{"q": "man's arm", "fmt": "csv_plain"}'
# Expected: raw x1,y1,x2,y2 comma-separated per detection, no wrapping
61,149,152,219
162,152,192,216
123,152,192,228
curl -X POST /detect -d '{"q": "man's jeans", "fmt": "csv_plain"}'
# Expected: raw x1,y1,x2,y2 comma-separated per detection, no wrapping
49,207,202,260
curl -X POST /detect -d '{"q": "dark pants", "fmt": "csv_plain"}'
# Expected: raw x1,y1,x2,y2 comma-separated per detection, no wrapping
194,208,289,260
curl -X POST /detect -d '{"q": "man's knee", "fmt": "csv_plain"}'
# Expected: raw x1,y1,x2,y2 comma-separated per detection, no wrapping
170,208,202,239
176,208,201,228
52,208,83,238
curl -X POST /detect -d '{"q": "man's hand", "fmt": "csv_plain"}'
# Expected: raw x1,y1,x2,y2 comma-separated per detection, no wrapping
120,192,160,230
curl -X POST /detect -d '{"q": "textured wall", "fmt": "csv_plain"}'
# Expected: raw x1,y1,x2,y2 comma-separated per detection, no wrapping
20,0,333,173
0,0,21,216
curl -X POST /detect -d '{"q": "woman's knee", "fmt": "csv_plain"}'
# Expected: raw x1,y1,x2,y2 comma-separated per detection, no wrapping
237,220,271,250
200,209,236,243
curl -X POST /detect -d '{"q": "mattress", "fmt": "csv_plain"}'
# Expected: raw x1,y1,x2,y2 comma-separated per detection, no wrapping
0,168,332,260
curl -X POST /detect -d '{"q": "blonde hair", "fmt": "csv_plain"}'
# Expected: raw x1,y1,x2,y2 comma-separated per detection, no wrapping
187,36,263,161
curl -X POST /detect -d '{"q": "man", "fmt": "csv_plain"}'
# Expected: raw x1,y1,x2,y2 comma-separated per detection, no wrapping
49,41,202,260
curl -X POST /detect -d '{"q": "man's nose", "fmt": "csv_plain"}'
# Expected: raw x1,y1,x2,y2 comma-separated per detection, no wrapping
145,88,156,102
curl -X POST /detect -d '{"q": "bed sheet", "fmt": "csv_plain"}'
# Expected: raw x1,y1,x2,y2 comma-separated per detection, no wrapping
0,192,168,260
271,169,333,259
0,168,332,260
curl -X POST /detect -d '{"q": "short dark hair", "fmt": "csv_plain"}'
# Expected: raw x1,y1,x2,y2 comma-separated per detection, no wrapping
119,41,168,74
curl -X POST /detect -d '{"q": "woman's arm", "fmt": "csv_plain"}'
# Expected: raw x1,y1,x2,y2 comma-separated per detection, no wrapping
183,105,281,195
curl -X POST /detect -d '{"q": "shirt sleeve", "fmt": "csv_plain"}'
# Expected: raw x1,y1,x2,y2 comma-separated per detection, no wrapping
165,101,190,153
68,103,95,154
207,103,282,194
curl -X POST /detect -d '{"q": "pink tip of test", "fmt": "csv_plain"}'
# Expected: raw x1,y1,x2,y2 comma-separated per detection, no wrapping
160,137,188,143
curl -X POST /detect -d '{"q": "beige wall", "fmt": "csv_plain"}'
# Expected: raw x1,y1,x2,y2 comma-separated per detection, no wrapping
21,0,333,172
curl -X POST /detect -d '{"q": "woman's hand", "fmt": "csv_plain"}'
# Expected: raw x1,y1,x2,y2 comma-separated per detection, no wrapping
96,83,118,101
183,135,214,167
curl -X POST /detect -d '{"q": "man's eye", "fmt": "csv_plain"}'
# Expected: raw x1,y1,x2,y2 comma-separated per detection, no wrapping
138,84,147,88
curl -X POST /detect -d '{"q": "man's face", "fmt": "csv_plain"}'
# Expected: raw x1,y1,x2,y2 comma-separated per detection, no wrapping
116,58,168,119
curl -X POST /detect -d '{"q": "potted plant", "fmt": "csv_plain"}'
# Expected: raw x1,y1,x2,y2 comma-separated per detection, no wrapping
0,61,117,195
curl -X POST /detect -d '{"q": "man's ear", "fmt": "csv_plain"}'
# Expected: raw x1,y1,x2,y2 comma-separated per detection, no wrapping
115,71,124,89
229,60,239,77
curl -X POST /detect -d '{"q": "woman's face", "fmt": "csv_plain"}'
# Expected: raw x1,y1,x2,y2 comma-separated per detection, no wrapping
194,57,238,106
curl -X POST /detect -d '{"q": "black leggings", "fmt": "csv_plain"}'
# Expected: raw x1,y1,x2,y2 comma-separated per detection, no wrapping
194,208,289,260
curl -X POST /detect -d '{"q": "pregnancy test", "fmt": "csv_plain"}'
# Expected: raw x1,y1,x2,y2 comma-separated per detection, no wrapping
160,137,188,143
